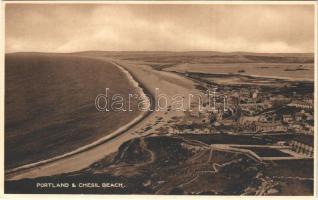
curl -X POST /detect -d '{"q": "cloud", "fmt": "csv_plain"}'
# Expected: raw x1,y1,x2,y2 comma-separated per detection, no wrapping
5,4,315,53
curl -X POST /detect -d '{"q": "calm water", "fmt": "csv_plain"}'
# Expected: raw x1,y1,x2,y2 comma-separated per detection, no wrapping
5,53,141,169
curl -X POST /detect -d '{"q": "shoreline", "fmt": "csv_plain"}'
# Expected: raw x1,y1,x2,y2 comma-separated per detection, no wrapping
5,57,201,180
5,58,155,177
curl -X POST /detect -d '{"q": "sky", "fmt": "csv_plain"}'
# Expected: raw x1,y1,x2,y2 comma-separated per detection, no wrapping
5,3,315,53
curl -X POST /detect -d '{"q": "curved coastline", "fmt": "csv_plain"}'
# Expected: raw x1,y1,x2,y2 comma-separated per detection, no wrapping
5,58,155,176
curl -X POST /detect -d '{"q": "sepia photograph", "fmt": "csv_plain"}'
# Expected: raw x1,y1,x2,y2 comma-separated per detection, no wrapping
2,1,317,197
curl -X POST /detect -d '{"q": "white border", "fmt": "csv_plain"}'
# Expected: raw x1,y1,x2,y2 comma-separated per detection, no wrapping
314,1,317,198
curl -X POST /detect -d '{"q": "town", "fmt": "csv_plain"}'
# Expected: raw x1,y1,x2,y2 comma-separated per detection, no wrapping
164,72,314,159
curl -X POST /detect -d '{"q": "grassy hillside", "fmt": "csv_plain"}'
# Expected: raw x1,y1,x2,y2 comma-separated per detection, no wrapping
5,136,313,195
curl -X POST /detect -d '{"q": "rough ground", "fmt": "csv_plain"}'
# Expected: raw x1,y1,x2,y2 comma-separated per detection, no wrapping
5,136,313,195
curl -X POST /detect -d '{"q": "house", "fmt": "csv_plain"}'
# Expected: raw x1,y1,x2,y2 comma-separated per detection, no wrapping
190,111,200,118
277,141,288,146
303,126,314,135
270,95,291,105
239,116,260,125
294,113,304,122
288,100,313,109
282,114,293,123
202,128,210,134
259,115,268,123
289,123,303,132
240,88,251,97
193,129,200,134
183,129,192,134
252,89,259,99
255,122,287,133
305,113,314,121
290,140,314,157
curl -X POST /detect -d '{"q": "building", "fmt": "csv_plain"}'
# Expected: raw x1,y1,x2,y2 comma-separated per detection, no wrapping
170,127,211,135
252,89,259,99
305,124,314,135
216,111,223,121
270,95,291,105
259,115,269,123
294,113,304,122
290,140,313,157
255,122,287,133
289,123,303,132
277,141,288,146
282,114,293,123
239,116,260,124
305,113,314,121
190,111,200,118
240,88,251,97
288,100,313,109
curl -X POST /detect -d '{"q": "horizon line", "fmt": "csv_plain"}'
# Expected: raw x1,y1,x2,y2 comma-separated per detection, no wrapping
5,50,315,55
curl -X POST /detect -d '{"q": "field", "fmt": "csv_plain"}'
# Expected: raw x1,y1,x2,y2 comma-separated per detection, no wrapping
5,53,141,169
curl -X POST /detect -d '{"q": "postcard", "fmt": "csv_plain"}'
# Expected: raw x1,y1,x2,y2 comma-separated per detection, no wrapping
1,1,316,198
